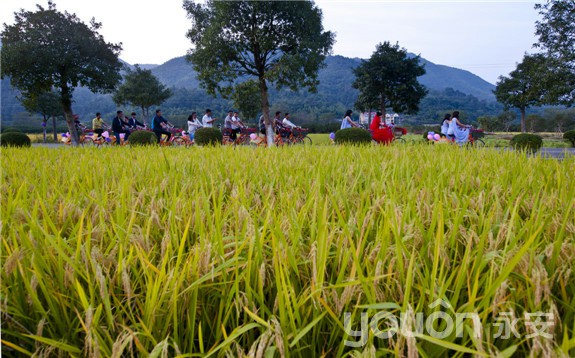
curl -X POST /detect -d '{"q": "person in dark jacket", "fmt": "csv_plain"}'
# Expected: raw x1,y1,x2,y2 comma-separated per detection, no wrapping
152,109,172,143
111,110,130,144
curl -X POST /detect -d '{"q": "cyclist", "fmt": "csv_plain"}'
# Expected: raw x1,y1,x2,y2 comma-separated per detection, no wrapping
111,110,131,144
127,112,146,130
186,112,203,141
92,112,107,138
152,109,173,143
230,111,245,141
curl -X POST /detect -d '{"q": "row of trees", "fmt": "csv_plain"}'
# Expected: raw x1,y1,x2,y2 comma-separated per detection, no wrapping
494,0,574,132
2,1,573,145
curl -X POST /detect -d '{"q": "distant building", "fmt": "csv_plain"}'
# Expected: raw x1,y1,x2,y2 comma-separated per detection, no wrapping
359,112,401,125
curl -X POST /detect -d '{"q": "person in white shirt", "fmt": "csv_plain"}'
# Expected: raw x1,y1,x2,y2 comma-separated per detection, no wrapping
223,110,233,129
282,113,298,129
186,112,203,140
202,109,216,127
340,109,359,130
230,111,245,141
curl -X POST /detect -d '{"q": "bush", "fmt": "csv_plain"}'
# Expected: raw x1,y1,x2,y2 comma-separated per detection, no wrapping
334,128,372,145
0,132,32,147
563,130,575,148
1,128,22,133
128,130,157,146
509,133,543,153
194,127,222,146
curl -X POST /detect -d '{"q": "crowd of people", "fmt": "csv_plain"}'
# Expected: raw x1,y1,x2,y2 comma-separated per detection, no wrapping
76,109,307,145
75,108,471,145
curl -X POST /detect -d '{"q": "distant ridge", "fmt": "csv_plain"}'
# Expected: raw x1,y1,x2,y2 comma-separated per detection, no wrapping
147,54,496,102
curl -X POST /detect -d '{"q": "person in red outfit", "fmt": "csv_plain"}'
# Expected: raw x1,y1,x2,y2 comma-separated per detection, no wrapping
369,111,393,144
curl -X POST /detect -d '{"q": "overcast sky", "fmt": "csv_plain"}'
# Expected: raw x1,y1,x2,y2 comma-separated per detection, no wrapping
1,0,541,84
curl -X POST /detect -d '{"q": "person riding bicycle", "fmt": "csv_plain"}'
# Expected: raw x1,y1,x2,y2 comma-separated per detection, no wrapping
447,111,471,144
370,111,393,144
111,110,131,145
152,109,173,143
186,112,203,141
229,111,245,141
92,112,107,138
127,112,146,130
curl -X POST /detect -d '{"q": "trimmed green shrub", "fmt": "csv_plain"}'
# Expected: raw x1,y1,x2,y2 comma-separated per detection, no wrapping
509,133,543,153
194,127,222,146
1,128,22,134
563,130,575,148
0,132,31,147
128,130,157,146
334,128,372,145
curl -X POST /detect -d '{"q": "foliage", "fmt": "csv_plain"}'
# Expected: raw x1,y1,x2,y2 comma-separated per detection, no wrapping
127,130,157,146
1,146,574,356
0,132,31,147
231,80,262,121
564,129,575,147
334,127,372,145
352,42,427,117
494,54,548,132
1,128,22,133
113,65,172,122
0,2,122,145
509,133,543,153
184,0,335,141
534,0,575,105
194,127,223,146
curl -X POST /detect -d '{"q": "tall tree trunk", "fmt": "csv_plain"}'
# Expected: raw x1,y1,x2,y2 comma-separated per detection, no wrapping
380,97,387,119
259,77,274,146
52,115,58,142
42,114,47,143
520,107,526,133
61,84,80,145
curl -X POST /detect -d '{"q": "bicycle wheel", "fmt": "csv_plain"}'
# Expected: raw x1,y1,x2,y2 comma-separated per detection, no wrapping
393,137,406,144
294,136,312,145
172,136,187,146
81,137,95,146
475,138,486,147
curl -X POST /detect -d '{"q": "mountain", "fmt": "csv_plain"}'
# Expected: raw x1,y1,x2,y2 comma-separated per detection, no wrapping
145,55,496,101
1,54,499,130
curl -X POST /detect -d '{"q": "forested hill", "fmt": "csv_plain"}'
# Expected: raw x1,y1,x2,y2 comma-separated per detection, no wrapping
145,55,496,101
2,54,501,129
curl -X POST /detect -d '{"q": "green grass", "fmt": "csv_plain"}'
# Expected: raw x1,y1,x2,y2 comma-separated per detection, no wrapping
2,145,574,357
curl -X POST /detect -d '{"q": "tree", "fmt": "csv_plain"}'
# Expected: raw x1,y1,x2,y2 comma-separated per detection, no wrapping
533,0,575,106
231,80,262,122
20,90,62,142
112,65,172,124
494,54,547,132
351,42,427,118
0,1,122,145
184,0,335,145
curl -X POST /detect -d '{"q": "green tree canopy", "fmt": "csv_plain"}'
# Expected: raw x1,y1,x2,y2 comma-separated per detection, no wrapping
533,0,575,106
352,42,427,118
494,53,547,132
113,65,172,124
184,0,334,145
0,1,122,144
20,90,62,141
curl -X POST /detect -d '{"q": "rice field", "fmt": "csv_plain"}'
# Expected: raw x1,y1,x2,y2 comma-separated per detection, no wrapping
1,144,574,357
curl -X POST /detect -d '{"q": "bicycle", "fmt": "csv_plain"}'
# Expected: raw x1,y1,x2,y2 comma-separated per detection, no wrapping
158,125,187,146
466,127,486,148
222,126,258,145
392,126,407,143
288,127,312,145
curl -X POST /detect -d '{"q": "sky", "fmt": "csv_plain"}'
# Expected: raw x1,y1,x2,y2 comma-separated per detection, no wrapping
0,0,541,85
